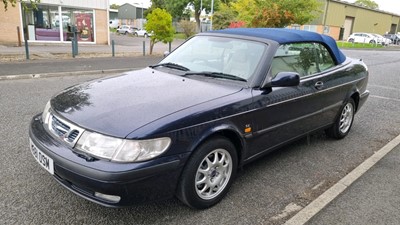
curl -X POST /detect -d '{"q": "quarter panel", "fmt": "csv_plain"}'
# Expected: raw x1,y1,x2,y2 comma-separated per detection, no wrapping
313,58,368,124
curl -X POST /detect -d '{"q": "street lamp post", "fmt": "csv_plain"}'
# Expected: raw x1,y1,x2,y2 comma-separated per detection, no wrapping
200,0,203,32
210,0,214,31
141,2,144,29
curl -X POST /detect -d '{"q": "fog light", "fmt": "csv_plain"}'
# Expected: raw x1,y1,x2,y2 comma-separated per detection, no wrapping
94,192,121,203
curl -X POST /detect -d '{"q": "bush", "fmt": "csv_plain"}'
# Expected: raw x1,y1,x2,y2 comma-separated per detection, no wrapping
178,20,196,39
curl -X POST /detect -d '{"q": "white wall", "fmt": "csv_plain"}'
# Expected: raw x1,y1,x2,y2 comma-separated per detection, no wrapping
37,0,107,10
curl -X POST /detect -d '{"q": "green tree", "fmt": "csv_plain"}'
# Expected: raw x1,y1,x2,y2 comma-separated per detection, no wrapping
354,0,379,9
230,0,256,26
145,8,175,55
145,0,166,17
164,0,219,31
231,0,321,28
110,4,119,9
212,3,236,30
2,0,40,11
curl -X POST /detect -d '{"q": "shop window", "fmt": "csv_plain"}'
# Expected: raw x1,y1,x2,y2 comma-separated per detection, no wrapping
303,25,317,32
22,4,94,42
62,8,94,42
323,26,330,34
22,4,62,41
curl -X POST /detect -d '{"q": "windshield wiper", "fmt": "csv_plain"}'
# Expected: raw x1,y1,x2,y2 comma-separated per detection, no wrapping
149,62,190,71
183,71,247,82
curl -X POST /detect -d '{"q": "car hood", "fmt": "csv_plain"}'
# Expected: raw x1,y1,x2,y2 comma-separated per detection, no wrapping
51,68,243,138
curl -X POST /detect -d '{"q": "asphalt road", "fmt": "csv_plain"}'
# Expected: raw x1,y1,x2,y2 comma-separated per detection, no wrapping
0,50,399,224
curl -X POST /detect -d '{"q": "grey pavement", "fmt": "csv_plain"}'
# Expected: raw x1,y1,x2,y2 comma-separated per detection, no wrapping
0,56,162,79
0,35,185,62
0,34,183,78
306,142,400,225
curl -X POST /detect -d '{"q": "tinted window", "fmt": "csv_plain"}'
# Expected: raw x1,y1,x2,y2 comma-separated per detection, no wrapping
270,43,335,78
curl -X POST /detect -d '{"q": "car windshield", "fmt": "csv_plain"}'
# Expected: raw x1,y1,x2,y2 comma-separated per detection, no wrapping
157,36,266,81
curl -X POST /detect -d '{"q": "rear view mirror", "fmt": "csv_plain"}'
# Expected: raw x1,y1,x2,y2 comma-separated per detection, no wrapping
270,72,300,87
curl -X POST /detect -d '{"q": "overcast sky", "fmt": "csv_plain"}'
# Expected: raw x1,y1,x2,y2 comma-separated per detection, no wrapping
348,0,400,14
109,0,400,15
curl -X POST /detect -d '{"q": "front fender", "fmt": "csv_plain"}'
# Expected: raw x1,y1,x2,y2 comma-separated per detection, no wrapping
187,122,247,165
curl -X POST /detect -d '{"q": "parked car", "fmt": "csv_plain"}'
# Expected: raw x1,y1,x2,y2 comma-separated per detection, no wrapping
371,33,391,46
116,25,137,35
383,33,400,45
347,32,377,44
29,28,369,209
134,29,152,37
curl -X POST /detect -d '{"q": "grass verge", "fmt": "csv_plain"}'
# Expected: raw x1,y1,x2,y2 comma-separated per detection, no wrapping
337,41,383,49
174,33,188,40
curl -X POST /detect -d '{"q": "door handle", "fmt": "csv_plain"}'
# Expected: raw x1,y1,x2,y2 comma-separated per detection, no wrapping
314,81,324,90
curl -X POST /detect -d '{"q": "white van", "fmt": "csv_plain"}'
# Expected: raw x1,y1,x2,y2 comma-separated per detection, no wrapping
109,20,119,29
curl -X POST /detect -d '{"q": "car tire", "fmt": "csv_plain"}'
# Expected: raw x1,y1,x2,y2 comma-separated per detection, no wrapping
124,31,128,35
348,38,354,43
325,98,355,139
176,136,238,209
369,40,375,44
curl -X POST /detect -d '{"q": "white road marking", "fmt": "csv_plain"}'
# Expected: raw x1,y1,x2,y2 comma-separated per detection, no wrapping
368,84,400,92
370,95,400,102
284,134,400,225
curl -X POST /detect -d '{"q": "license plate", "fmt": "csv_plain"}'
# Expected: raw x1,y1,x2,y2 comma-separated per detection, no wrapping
30,139,54,175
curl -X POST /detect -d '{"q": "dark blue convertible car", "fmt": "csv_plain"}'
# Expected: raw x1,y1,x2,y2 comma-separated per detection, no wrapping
29,28,369,209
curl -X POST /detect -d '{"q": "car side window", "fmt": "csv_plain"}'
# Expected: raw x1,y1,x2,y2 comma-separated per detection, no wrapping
314,43,335,71
270,42,336,78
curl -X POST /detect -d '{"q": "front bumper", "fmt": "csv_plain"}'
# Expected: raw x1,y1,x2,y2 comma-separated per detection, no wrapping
29,114,190,207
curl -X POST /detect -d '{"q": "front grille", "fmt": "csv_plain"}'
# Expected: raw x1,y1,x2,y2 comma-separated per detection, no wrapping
67,130,80,142
51,116,71,137
47,113,84,147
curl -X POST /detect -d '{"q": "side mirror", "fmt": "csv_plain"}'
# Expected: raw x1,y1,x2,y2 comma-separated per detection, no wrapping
163,51,170,58
270,72,300,87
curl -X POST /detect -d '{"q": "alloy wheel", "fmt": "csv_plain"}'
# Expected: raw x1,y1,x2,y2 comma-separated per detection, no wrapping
339,102,354,134
195,149,233,200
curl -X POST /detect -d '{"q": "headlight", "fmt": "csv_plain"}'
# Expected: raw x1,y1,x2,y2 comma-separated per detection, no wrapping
75,131,171,162
42,100,51,124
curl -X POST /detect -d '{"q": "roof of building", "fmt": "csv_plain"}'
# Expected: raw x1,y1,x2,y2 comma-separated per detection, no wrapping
331,0,400,17
211,28,347,64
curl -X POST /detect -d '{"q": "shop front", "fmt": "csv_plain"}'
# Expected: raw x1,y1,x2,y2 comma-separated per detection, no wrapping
0,0,108,45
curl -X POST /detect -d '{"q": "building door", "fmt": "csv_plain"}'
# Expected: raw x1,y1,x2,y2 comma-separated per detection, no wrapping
343,16,354,40
339,27,345,40
390,24,397,34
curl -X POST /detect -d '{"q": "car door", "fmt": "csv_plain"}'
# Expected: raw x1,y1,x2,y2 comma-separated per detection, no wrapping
313,43,348,122
246,43,327,158
353,34,361,42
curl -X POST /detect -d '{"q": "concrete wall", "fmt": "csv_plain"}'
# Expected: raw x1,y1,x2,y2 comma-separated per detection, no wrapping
305,0,400,40
40,0,107,10
118,4,137,20
326,1,400,34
